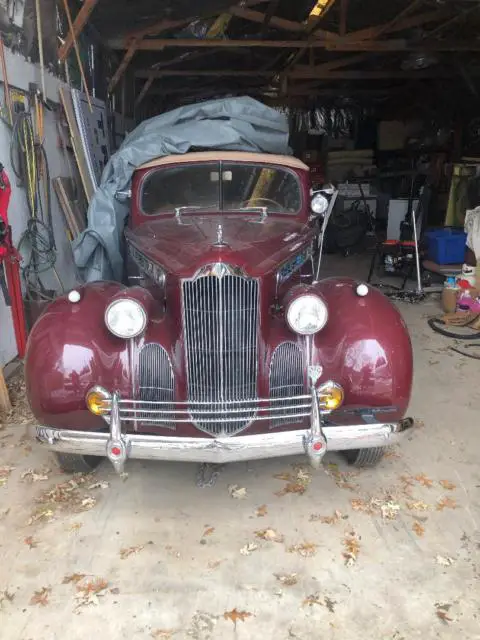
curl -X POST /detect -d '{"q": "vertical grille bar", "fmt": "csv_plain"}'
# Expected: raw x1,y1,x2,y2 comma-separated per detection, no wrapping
269,341,305,429
138,344,175,429
183,271,259,436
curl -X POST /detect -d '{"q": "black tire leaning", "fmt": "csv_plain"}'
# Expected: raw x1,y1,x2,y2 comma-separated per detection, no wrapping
344,447,385,467
53,452,101,473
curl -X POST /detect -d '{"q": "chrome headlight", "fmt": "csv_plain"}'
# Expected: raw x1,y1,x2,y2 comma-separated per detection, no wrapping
105,298,147,338
311,193,329,215
286,294,328,335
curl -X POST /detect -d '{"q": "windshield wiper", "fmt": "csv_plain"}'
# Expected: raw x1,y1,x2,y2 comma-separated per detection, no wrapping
238,206,268,222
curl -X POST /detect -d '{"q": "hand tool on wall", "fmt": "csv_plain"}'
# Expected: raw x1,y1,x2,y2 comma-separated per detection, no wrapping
0,164,27,358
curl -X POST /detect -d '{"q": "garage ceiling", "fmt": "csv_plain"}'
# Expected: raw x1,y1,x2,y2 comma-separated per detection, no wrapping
66,0,480,114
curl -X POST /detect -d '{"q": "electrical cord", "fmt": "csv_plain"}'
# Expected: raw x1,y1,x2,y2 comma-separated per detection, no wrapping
10,109,63,298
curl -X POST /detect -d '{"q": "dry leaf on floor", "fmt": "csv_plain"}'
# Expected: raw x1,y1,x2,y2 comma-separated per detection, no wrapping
324,596,336,613
439,480,456,491
343,532,360,566
310,510,344,525
21,468,50,482
415,474,434,488
435,555,454,567
68,522,83,532
240,542,258,556
120,472,129,481
435,603,453,624
202,527,215,537
383,448,402,460
436,497,457,511
255,528,284,543
207,560,224,570
80,496,96,510
0,465,15,487
350,498,373,513
0,590,15,606
275,466,311,496
380,501,401,520
30,587,51,606
223,608,252,627
62,573,86,585
24,536,38,549
228,484,247,499
151,630,178,639
88,481,110,490
303,593,323,607
412,522,425,537
255,504,268,517
406,501,430,511
274,573,298,586
28,508,54,525
274,472,292,481
288,542,318,557
75,578,109,610
120,544,146,559
323,464,358,491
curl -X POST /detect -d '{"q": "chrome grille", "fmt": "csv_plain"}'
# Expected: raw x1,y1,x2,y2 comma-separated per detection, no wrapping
269,342,306,428
138,344,175,429
182,271,259,436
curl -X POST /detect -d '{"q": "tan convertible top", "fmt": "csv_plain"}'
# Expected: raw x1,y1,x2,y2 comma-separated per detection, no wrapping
138,151,309,171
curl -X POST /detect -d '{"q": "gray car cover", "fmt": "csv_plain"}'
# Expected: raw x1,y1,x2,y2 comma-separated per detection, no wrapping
73,97,291,282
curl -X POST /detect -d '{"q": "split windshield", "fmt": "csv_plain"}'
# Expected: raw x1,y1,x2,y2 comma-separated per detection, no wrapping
141,162,301,215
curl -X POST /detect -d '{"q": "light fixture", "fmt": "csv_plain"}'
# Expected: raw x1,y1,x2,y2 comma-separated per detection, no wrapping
286,294,328,335
105,298,147,339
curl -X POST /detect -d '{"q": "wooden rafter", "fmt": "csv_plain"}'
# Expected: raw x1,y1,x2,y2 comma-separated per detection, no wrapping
58,0,100,62
118,37,480,52
108,38,139,94
136,68,465,80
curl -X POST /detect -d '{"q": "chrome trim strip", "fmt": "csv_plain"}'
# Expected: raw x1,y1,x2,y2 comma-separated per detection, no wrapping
35,419,414,465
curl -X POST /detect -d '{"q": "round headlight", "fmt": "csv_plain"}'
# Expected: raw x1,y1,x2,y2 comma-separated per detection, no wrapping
286,294,328,335
311,193,329,215
105,298,147,338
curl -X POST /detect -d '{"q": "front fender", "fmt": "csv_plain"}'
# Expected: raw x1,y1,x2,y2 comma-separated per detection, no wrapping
25,282,134,430
311,278,412,420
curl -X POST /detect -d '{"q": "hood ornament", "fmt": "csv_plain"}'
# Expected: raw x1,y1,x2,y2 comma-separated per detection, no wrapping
213,223,228,247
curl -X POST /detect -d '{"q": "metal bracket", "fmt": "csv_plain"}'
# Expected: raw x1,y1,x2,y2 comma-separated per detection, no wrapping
106,391,127,474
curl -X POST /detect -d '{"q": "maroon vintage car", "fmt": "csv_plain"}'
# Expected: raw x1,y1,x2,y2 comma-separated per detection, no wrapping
25,151,413,474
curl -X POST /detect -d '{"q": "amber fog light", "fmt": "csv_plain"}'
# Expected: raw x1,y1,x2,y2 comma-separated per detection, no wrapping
317,381,344,411
86,386,110,415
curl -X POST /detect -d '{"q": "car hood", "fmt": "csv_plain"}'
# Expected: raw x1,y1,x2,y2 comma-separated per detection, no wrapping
125,215,313,277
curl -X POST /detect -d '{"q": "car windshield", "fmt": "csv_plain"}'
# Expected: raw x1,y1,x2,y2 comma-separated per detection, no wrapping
141,161,301,215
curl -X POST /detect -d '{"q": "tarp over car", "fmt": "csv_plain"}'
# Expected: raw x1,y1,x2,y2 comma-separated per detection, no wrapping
73,97,291,282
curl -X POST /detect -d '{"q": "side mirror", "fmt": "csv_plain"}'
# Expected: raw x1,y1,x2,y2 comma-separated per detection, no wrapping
115,189,132,203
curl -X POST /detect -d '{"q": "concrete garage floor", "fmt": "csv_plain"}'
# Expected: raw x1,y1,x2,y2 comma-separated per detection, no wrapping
1,259,479,640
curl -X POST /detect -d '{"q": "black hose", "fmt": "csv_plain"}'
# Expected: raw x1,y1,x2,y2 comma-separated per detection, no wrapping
428,317,480,339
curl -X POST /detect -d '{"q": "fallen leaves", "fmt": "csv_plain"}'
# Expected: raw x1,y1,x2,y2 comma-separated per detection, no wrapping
412,522,425,537
62,573,87,585
350,496,400,520
28,507,54,525
31,474,99,523
288,542,318,557
415,473,434,488
254,528,284,543
342,531,360,566
120,542,152,559
310,510,344,525
406,500,430,512
324,464,358,491
0,590,15,607
240,542,258,556
255,504,268,517
274,466,311,497
223,608,252,627
302,593,337,611
74,577,109,611
274,573,298,586
228,484,247,499
435,555,454,567
151,630,178,639
436,497,457,511
0,465,15,487
30,586,51,606
439,480,456,491
202,526,215,537
435,603,453,624
88,481,110,490
24,536,38,549
21,468,50,482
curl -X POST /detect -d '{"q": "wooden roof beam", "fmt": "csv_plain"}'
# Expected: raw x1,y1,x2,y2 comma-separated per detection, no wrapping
136,69,462,80
117,37,480,52
58,0,100,62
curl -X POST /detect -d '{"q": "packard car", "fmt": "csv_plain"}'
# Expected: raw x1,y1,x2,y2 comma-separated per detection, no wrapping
25,151,413,475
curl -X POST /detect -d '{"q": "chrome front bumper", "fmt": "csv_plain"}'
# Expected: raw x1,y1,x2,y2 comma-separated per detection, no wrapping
35,391,413,473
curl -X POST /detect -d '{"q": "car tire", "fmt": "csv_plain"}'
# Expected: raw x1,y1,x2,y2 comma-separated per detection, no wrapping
344,447,385,467
53,452,101,473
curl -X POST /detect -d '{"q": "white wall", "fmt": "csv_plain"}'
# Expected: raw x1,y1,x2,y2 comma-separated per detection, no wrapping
0,49,77,366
